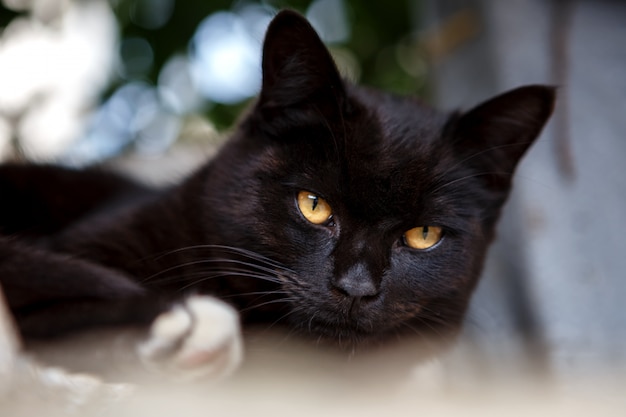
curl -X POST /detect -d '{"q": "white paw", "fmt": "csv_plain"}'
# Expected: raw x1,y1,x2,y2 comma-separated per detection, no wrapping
137,296,243,381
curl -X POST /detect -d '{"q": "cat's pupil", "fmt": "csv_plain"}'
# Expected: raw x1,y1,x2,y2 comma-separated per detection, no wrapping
422,226,429,240
310,196,319,211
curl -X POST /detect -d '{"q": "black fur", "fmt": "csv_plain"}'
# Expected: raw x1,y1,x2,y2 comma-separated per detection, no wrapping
0,11,555,350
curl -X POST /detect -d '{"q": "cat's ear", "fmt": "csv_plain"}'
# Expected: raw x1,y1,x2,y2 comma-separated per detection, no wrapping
449,85,556,191
256,10,345,132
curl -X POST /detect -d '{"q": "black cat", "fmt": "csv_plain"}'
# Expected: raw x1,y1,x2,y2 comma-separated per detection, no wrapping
0,11,554,359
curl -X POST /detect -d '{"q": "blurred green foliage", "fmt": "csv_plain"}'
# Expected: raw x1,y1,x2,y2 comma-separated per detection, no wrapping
0,1,427,133
112,0,426,130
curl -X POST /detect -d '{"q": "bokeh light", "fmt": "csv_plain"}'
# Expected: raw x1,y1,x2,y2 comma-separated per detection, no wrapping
0,0,419,164
306,0,349,44
189,8,270,105
158,54,203,115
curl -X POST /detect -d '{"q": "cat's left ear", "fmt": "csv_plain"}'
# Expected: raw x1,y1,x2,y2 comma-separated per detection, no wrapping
255,10,345,133
449,85,556,191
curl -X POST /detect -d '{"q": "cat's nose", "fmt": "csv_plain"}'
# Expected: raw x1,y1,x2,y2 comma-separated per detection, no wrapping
333,264,380,298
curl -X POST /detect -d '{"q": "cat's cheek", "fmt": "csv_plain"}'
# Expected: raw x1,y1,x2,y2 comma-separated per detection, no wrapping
387,247,471,306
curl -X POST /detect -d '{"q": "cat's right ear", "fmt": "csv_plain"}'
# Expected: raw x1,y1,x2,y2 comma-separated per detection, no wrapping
254,10,345,134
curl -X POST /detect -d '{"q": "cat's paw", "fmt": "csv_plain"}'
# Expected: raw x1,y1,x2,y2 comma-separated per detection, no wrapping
137,296,243,381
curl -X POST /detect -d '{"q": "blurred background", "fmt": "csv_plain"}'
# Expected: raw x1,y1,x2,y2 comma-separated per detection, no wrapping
1,0,626,391
0,0,427,167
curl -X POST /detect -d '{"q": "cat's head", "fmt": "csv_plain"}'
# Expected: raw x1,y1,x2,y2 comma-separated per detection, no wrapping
204,11,555,349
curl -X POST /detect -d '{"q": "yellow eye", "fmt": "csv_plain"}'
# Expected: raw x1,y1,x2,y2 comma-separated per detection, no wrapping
297,191,333,225
404,226,443,250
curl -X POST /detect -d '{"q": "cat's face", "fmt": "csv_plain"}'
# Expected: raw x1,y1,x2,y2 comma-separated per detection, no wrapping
203,11,555,348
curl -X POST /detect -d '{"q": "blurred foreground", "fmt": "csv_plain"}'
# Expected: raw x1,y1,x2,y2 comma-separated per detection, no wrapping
1,284,624,417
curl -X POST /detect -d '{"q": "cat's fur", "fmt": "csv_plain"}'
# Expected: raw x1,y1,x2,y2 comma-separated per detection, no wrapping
0,11,555,357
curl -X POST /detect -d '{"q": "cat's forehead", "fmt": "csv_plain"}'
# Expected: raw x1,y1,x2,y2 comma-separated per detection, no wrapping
347,86,447,148
304,88,453,220
339,87,450,181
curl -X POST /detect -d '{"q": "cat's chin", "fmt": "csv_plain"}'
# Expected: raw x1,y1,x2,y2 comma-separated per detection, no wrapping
301,326,387,352
289,314,451,353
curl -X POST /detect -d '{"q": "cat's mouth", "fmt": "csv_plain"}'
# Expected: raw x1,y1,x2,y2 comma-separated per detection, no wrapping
289,302,407,349
302,316,383,349
287,294,462,350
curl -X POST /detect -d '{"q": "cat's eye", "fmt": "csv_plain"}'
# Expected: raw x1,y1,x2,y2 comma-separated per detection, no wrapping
297,191,333,225
403,226,443,250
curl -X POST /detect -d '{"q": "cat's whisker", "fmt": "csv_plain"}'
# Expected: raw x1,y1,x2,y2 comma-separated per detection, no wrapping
141,258,289,284
393,328,407,344
220,289,290,299
177,272,284,292
210,247,296,274
396,306,446,337
141,244,295,274
421,317,459,340
240,297,298,313
139,259,229,283
145,268,284,287
307,311,318,334
212,257,292,277
241,291,296,311
157,266,283,281
265,304,307,332
399,320,431,341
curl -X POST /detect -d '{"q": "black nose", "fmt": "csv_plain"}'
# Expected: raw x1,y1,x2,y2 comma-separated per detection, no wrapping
333,264,380,298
